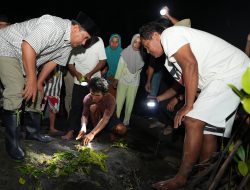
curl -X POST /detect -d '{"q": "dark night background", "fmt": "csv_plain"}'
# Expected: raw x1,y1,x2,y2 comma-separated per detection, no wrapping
1,0,250,51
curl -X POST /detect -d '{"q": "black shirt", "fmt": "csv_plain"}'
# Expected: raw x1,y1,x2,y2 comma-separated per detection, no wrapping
148,54,166,73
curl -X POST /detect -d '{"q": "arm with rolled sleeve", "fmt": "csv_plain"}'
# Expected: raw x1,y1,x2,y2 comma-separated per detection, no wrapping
22,16,69,102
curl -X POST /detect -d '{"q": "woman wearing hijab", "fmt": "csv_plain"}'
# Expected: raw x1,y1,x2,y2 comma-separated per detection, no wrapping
105,34,123,97
114,34,145,126
105,34,123,78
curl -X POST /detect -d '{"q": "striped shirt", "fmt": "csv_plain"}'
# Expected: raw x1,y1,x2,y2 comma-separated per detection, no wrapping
0,14,72,74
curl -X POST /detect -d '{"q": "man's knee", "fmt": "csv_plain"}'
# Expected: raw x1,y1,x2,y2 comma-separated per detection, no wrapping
183,116,205,130
114,123,127,135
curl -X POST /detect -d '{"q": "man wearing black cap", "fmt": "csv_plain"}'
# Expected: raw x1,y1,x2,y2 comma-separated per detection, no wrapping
0,12,98,160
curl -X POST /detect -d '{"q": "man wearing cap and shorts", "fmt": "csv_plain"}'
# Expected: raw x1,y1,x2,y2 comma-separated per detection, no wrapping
139,22,250,190
0,11,98,160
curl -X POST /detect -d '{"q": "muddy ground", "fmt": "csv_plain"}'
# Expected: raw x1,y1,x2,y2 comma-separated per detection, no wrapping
0,114,187,190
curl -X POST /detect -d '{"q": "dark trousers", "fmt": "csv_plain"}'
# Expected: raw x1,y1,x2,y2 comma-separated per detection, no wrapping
67,84,89,133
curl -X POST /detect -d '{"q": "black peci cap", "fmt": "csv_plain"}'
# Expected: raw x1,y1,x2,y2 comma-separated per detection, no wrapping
73,11,99,36
0,14,10,23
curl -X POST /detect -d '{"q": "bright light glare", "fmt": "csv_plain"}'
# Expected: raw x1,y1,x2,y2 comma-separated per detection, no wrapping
160,6,169,16
81,81,88,86
147,100,156,108
86,142,92,148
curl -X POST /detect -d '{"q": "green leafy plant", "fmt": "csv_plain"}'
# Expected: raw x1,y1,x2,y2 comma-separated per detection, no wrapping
208,68,250,190
79,76,87,82
17,146,108,180
228,67,250,181
229,68,250,114
229,143,250,177
111,139,128,149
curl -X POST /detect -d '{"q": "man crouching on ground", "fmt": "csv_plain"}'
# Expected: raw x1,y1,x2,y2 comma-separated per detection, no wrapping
76,77,127,145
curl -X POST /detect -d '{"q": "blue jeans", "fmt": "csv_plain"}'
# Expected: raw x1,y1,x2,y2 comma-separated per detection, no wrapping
149,70,163,97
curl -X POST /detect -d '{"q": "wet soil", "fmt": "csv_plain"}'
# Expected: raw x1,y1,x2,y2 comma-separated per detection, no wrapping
0,114,184,190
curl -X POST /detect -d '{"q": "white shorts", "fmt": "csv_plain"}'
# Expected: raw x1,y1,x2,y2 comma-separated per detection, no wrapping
186,76,242,138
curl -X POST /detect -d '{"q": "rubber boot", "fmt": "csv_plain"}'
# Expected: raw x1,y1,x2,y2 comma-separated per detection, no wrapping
23,111,53,143
2,110,25,160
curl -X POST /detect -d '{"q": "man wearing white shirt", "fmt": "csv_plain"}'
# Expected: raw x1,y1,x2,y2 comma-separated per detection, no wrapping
139,22,250,190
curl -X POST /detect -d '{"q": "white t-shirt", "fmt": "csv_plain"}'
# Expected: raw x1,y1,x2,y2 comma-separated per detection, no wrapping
69,37,107,85
161,26,250,89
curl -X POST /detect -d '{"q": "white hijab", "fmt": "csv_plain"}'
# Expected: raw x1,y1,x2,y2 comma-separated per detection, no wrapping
121,34,144,74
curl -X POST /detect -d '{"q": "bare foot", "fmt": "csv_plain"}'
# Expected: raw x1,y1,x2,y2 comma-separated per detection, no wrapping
61,130,74,140
152,175,187,190
50,128,60,132
49,129,65,136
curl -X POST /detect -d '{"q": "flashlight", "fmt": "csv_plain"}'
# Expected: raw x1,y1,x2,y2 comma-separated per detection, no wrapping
79,76,88,86
80,81,88,86
160,6,169,16
146,97,158,108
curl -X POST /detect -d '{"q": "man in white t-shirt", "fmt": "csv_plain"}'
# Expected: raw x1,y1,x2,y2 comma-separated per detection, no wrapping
62,36,107,140
139,22,250,190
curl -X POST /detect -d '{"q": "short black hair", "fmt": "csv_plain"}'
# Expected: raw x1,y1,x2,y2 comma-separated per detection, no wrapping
88,77,108,93
139,21,166,40
156,18,173,28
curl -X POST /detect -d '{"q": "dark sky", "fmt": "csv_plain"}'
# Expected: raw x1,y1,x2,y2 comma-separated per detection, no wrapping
2,0,250,50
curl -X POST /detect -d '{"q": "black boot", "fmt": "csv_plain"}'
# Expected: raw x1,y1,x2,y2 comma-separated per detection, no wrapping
2,110,25,160
23,111,53,143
